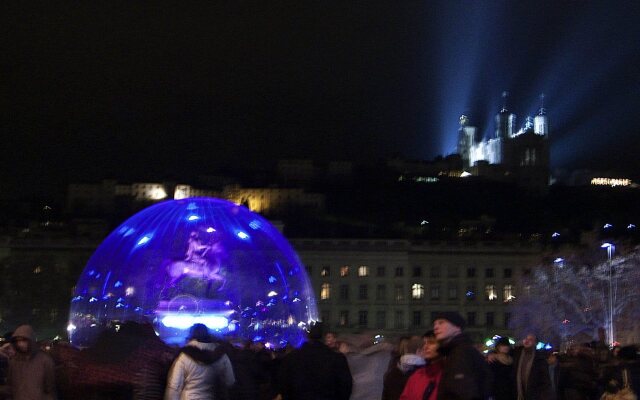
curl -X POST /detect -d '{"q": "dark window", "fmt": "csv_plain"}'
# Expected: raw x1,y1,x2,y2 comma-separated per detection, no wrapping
376,284,386,301
430,285,440,300
504,268,512,278
358,311,368,327
412,311,422,327
486,312,495,327
376,311,386,329
485,268,494,278
358,284,368,300
430,266,441,278
394,285,404,301
448,285,458,300
376,266,386,277
504,312,511,328
340,311,349,326
395,267,404,277
339,285,349,300
412,266,422,277
466,286,476,301
467,312,476,327
447,267,458,278
321,310,331,325
305,265,312,275
467,267,476,278
395,311,405,329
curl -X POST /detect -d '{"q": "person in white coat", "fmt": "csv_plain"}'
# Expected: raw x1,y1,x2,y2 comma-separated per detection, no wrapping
164,324,235,400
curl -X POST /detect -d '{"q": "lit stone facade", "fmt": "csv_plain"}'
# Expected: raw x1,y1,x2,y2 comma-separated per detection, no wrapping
292,238,543,342
67,180,324,215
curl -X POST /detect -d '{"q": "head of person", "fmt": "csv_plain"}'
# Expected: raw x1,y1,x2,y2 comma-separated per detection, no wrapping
432,312,465,342
422,330,440,361
11,325,36,354
307,321,324,342
188,323,212,343
495,337,512,354
522,333,537,350
547,351,559,365
396,336,412,355
324,331,337,348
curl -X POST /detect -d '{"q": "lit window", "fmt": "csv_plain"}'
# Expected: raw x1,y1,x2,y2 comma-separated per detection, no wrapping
503,285,515,302
340,266,349,277
411,284,424,300
358,265,369,277
485,285,497,301
321,283,331,300
33,266,43,274
321,266,330,277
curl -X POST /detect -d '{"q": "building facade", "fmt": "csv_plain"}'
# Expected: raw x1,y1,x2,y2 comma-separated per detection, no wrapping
293,238,543,342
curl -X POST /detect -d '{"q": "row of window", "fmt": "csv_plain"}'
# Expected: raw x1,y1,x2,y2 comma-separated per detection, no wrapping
320,283,515,302
312,265,513,279
323,310,511,329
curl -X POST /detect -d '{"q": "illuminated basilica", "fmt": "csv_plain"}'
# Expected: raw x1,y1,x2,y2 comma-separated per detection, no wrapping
457,93,550,191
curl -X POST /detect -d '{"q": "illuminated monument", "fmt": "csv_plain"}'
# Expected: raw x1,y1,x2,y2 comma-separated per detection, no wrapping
457,93,550,190
68,198,318,347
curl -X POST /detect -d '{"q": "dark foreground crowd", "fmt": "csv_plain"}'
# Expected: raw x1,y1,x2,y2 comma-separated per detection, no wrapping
0,312,638,400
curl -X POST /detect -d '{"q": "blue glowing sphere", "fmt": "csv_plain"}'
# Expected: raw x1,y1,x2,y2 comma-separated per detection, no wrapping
68,198,318,347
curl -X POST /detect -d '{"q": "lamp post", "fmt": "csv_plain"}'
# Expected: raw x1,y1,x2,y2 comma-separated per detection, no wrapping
601,242,615,345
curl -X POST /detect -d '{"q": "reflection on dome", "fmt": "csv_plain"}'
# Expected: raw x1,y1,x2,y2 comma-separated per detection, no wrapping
68,198,318,347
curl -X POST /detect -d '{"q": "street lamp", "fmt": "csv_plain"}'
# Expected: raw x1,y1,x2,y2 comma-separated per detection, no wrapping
601,242,615,345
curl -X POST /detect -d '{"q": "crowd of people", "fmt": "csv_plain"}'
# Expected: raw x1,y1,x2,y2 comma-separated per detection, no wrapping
0,313,638,400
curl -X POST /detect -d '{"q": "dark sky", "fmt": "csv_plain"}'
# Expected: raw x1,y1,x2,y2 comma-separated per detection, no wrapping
2,1,640,195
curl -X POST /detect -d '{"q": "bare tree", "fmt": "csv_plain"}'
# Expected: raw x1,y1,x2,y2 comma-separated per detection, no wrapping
509,245,640,349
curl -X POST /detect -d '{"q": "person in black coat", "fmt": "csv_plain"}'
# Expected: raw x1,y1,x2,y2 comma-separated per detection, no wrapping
488,337,516,400
433,312,492,400
513,333,553,400
278,322,352,400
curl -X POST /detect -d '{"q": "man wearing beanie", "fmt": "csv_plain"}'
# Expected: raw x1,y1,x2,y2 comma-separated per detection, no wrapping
432,312,491,400
6,325,56,400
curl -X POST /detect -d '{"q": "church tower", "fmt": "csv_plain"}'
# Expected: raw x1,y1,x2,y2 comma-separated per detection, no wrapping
533,93,548,136
457,114,476,169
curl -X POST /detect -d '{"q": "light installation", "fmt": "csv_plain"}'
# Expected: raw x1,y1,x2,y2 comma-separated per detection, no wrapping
68,198,318,347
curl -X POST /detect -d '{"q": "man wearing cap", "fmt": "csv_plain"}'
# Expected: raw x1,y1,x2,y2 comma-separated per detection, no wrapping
6,324,56,400
432,312,491,400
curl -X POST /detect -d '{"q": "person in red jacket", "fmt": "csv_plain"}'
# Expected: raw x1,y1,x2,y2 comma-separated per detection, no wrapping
400,330,443,400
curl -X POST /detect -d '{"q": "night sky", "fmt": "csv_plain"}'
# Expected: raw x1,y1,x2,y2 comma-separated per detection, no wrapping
2,1,640,195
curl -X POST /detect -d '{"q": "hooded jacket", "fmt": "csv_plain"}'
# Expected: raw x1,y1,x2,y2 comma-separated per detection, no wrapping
7,325,56,400
164,339,235,400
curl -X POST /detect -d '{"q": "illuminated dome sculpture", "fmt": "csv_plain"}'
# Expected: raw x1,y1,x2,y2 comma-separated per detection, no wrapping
68,198,318,347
